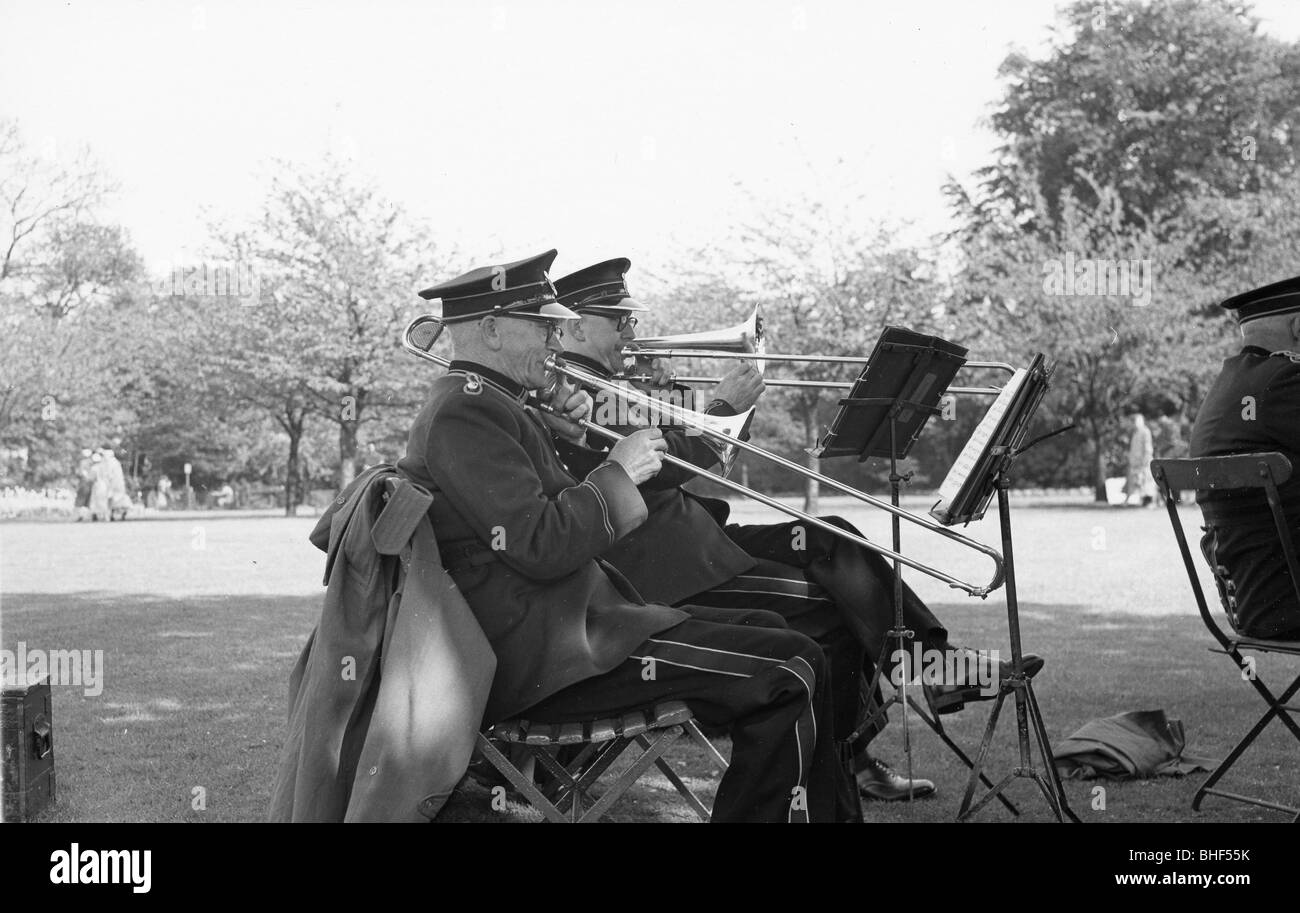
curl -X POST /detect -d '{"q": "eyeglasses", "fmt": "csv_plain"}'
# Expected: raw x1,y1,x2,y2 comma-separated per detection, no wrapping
611,314,638,332
505,314,564,343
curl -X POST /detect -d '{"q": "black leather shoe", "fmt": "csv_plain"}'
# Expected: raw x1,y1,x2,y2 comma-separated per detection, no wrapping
856,755,936,802
924,649,1045,715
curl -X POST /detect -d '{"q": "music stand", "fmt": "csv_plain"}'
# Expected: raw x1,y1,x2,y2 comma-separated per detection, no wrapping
813,327,1013,807
929,354,1079,822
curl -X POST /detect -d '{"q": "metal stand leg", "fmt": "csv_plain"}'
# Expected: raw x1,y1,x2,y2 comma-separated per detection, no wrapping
845,414,1024,814
957,477,1078,822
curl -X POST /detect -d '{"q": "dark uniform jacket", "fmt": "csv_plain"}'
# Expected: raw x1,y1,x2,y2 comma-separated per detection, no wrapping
1190,345,1300,637
398,361,688,723
554,353,756,605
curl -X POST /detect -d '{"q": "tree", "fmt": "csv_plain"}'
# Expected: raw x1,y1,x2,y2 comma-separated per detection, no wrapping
950,0,1300,247
241,158,451,490
954,181,1223,500
0,119,147,484
651,190,947,511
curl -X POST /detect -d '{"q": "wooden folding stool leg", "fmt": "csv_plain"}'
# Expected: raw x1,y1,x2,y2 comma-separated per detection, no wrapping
578,727,681,823
477,702,725,822
474,733,569,824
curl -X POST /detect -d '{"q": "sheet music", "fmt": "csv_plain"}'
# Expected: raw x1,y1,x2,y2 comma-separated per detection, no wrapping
932,368,1028,519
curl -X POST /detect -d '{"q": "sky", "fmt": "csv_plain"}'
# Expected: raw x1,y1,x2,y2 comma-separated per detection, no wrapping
4,0,1300,284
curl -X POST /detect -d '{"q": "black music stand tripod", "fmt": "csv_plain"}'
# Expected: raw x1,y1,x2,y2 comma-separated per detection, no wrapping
815,329,1015,813
955,440,1079,823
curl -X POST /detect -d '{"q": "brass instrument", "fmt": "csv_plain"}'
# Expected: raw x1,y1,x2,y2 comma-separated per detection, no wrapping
402,313,1006,598
630,308,765,373
546,353,1005,597
621,310,1012,396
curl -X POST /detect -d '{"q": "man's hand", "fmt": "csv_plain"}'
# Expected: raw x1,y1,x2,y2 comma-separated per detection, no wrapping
607,427,668,484
712,362,765,412
539,383,593,445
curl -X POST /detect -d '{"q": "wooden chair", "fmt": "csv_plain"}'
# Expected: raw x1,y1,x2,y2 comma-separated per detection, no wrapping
1150,453,1300,821
474,701,728,823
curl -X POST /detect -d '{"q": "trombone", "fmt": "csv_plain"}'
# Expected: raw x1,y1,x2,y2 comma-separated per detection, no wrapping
402,313,1005,597
620,310,1013,396
544,353,1006,598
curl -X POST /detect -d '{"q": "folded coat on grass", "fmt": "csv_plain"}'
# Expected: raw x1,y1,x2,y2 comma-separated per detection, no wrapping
1053,709,1218,780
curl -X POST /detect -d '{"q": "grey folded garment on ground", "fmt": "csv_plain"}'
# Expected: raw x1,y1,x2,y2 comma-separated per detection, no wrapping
1053,709,1219,780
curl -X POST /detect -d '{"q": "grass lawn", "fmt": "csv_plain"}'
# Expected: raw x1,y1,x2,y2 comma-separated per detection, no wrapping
2,495,1296,823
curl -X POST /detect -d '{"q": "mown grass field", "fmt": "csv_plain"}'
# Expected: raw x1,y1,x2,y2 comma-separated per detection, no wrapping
2,495,1296,823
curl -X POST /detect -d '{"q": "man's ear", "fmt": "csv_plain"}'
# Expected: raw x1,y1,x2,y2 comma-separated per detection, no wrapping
480,316,504,351
1290,314,1300,346
569,317,589,343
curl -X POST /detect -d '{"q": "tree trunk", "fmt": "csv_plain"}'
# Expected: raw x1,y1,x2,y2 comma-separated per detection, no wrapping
1092,428,1108,503
285,424,302,518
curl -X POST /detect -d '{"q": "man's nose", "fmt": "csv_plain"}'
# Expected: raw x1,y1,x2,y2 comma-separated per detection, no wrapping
546,333,564,354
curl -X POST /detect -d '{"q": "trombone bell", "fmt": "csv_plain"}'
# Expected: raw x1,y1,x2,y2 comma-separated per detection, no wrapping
628,308,766,374
692,408,755,478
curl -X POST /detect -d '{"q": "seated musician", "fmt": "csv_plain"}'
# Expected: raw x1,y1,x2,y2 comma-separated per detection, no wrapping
1190,277,1300,640
550,257,1043,802
397,250,856,822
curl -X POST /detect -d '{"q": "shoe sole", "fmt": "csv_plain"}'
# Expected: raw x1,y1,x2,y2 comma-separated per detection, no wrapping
930,656,1045,715
860,785,937,802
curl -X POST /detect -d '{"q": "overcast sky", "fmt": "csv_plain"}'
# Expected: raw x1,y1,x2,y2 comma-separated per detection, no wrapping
4,0,1300,283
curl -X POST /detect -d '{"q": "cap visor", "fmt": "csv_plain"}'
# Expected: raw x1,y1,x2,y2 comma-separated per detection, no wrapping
578,299,649,315
538,301,582,319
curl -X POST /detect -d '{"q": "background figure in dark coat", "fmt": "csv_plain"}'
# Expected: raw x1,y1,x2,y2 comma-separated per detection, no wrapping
399,251,854,822
1191,277,1300,640
551,256,1041,802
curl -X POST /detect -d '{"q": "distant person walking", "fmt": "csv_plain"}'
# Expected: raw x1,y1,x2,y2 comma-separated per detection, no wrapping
88,450,109,520
1124,412,1156,507
96,445,131,520
74,448,94,521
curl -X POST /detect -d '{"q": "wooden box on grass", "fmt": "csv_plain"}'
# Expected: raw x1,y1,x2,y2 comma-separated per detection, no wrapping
2,676,56,821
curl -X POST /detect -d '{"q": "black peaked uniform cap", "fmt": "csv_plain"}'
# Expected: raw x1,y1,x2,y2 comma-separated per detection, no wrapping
419,249,580,323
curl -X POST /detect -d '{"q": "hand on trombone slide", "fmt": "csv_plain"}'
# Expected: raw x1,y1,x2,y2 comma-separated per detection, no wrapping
712,361,766,412
607,427,668,484
537,378,593,446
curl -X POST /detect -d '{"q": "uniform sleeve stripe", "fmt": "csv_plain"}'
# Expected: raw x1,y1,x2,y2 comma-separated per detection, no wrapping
582,478,615,541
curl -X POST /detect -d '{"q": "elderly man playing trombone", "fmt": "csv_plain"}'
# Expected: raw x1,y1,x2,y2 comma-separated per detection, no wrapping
397,250,856,823
550,257,1043,802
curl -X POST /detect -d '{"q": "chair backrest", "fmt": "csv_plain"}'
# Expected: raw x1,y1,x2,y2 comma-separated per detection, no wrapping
1150,452,1300,646
1151,452,1292,493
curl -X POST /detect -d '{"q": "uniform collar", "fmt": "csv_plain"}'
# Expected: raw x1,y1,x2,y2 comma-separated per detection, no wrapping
1241,345,1271,357
561,351,616,379
447,360,529,403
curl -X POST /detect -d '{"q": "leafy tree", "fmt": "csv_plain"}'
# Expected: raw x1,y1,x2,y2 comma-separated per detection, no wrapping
238,158,452,490
955,181,1223,500
0,119,146,484
950,0,1300,247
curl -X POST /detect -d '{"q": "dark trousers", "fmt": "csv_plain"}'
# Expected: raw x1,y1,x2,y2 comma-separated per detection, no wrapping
519,615,854,823
687,518,950,751
1200,519,1300,639
726,517,948,659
